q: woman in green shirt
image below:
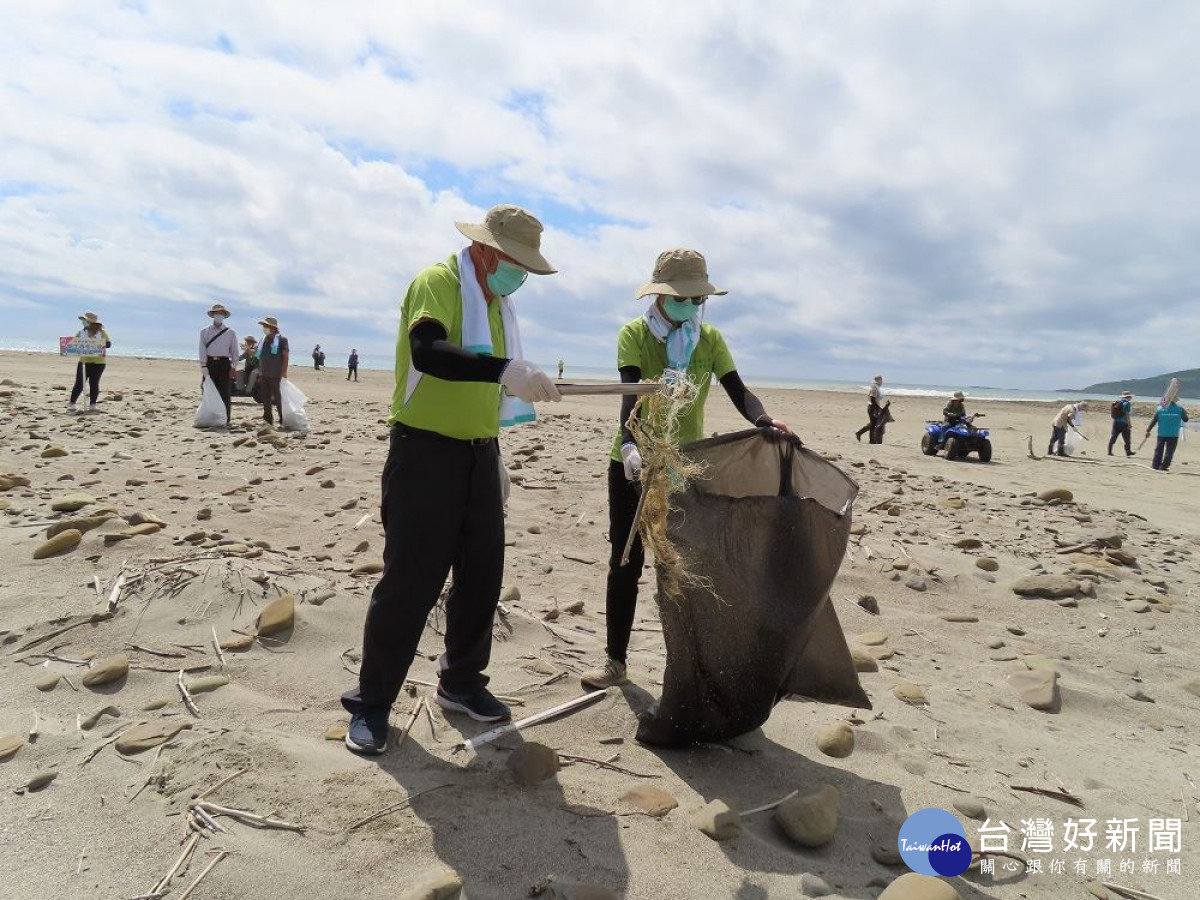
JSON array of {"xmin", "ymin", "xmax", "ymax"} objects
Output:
[
  {"xmin": 581, "ymin": 249, "xmax": 793, "ymax": 689},
  {"xmin": 69, "ymin": 312, "xmax": 110, "ymax": 412}
]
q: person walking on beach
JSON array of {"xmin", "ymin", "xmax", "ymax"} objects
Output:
[
  {"xmin": 68, "ymin": 312, "xmax": 111, "ymax": 412},
  {"xmin": 312, "ymin": 345, "xmax": 323, "ymax": 370},
  {"xmin": 580, "ymin": 249, "xmax": 793, "ymax": 691},
  {"xmin": 1108, "ymin": 391, "xmax": 1135, "ymax": 456},
  {"xmin": 256, "ymin": 317, "xmax": 289, "ymax": 426},
  {"xmin": 943, "ymin": 391, "xmax": 968, "ymax": 424},
  {"xmin": 1146, "ymin": 399, "xmax": 1189, "ymax": 472},
  {"xmin": 1049, "ymin": 401, "xmax": 1086, "ymax": 457},
  {"xmin": 341, "ymin": 204, "xmax": 562, "ymax": 755},
  {"xmin": 855, "ymin": 375, "xmax": 890, "ymax": 443},
  {"xmin": 557, "ymin": 358, "xmax": 565, "ymax": 379},
  {"xmin": 199, "ymin": 303, "xmax": 238, "ymax": 426},
  {"xmin": 347, "ymin": 349, "xmax": 359, "ymax": 381}
]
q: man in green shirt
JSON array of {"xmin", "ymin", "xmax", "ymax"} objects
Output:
[
  {"xmin": 581, "ymin": 249, "xmax": 793, "ymax": 690},
  {"xmin": 342, "ymin": 205, "xmax": 561, "ymax": 755}
]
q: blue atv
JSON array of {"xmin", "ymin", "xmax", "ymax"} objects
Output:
[{"xmin": 921, "ymin": 414, "xmax": 992, "ymax": 462}]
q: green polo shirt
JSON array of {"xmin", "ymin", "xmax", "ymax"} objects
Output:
[
  {"xmin": 389, "ymin": 255, "xmax": 506, "ymax": 440},
  {"xmin": 610, "ymin": 317, "xmax": 737, "ymax": 461}
]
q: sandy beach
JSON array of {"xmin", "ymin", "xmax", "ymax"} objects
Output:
[{"xmin": 1, "ymin": 348, "xmax": 1198, "ymax": 900}]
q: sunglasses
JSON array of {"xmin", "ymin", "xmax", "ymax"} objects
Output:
[{"xmin": 678, "ymin": 296, "xmax": 708, "ymax": 306}]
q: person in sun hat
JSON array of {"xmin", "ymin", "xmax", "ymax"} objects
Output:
[
  {"xmin": 255, "ymin": 316, "xmax": 289, "ymax": 426},
  {"xmin": 198, "ymin": 302, "xmax": 238, "ymax": 425},
  {"xmin": 943, "ymin": 390, "xmax": 968, "ymax": 425},
  {"xmin": 1050, "ymin": 400, "xmax": 1087, "ymax": 457},
  {"xmin": 1108, "ymin": 390, "xmax": 1135, "ymax": 457},
  {"xmin": 68, "ymin": 312, "xmax": 111, "ymax": 412},
  {"xmin": 235, "ymin": 335, "xmax": 260, "ymax": 399},
  {"xmin": 341, "ymin": 204, "xmax": 561, "ymax": 755},
  {"xmin": 579, "ymin": 248, "xmax": 794, "ymax": 690}
]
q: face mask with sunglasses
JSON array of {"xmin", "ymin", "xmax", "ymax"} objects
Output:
[
  {"xmin": 486, "ymin": 260, "xmax": 528, "ymax": 296},
  {"xmin": 660, "ymin": 295, "xmax": 707, "ymax": 324}
]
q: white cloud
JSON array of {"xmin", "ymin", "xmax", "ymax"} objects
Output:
[{"xmin": 2, "ymin": 1, "xmax": 1198, "ymax": 387}]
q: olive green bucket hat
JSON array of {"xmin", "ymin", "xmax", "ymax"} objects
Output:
[
  {"xmin": 635, "ymin": 249, "xmax": 728, "ymax": 299},
  {"xmin": 455, "ymin": 205, "xmax": 556, "ymax": 275}
]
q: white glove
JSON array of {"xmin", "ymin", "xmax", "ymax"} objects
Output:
[
  {"xmin": 500, "ymin": 360, "xmax": 561, "ymax": 403},
  {"xmin": 620, "ymin": 442, "xmax": 642, "ymax": 481},
  {"xmin": 498, "ymin": 454, "xmax": 511, "ymax": 506}
]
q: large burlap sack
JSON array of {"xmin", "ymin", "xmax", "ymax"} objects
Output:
[{"xmin": 637, "ymin": 428, "xmax": 870, "ymax": 747}]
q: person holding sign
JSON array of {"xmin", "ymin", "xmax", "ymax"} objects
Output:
[{"xmin": 68, "ymin": 312, "xmax": 110, "ymax": 412}]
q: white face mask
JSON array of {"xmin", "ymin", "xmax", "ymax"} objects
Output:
[{"xmin": 212, "ymin": 315, "xmax": 225, "ymax": 325}]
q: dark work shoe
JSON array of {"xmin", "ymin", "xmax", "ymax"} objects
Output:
[
  {"xmin": 345, "ymin": 711, "xmax": 389, "ymax": 755},
  {"xmin": 436, "ymin": 685, "xmax": 511, "ymax": 723}
]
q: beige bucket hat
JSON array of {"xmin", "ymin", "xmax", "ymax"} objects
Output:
[
  {"xmin": 635, "ymin": 249, "xmax": 728, "ymax": 299},
  {"xmin": 207, "ymin": 303, "xmax": 231, "ymax": 318},
  {"xmin": 258, "ymin": 316, "xmax": 280, "ymax": 329},
  {"xmin": 952, "ymin": 391, "xmax": 965, "ymax": 400},
  {"xmin": 79, "ymin": 312, "xmax": 102, "ymax": 326},
  {"xmin": 1121, "ymin": 390, "xmax": 1133, "ymax": 398},
  {"xmin": 455, "ymin": 205, "xmax": 556, "ymax": 275}
]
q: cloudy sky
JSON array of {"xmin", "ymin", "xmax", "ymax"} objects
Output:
[{"xmin": 3, "ymin": 1, "xmax": 1197, "ymax": 388}]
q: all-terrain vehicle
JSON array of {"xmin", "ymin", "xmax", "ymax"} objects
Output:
[{"xmin": 921, "ymin": 413, "xmax": 992, "ymax": 462}]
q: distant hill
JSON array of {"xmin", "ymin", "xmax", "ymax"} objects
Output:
[{"xmin": 1079, "ymin": 368, "xmax": 1200, "ymax": 398}]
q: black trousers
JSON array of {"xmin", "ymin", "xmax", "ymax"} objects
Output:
[
  {"xmin": 206, "ymin": 356, "xmax": 233, "ymax": 422},
  {"xmin": 1152, "ymin": 437, "xmax": 1178, "ymax": 470},
  {"xmin": 342, "ymin": 425, "xmax": 504, "ymax": 715},
  {"xmin": 605, "ymin": 460, "xmax": 645, "ymax": 664},
  {"xmin": 347, "ymin": 365, "xmax": 358, "ymax": 381},
  {"xmin": 1108, "ymin": 422, "xmax": 1132, "ymax": 454},
  {"xmin": 854, "ymin": 405, "xmax": 886, "ymax": 443},
  {"xmin": 259, "ymin": 375, "xmax": 282, "ymax": 424},
  {"xmin": 70, "ymin": 362, "xmax": 105, "ymax": 405},
  {"xmin": 1048, "ymin": 425, "xmax": 1068, "ymax": 455}
]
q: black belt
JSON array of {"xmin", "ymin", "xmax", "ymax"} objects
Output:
[
  {"xmin": 206, "ymin": 356, "xmax": 231, "ymax": 362},
  {"xmin": 394, "ymin": 423, "xmax": 495, "ymax": 447}
]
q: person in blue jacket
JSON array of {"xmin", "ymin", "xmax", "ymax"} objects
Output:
[{"xmin": 1145, "ymin": 400, "xmax": 1189, "ymax": 471}]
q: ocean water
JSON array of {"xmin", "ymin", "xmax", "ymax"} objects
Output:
[{"xmin": 3, "ymin": 342, "xmax": 1194, "ymax": 406}]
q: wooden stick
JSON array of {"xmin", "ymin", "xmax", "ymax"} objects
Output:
[
  {"xmin": 558, "ymin": 753, "xmax": 659, "ymax": 779},
  {"xmin": 1102, "ymin": 882, "xmax": 1167, "ymax": 900},
  {"xmin": 742, "ymin": 790, "xmax": 799, "ymax": 816},
  {"xmin": 151, "ymin": 832, "xmax": 200, "ymax": 896},
  {"xmin": 458, "ymin": 690, "xmax": 607, "ymax": 752},
  {"xmin": 177, "ymin": 670, "xmax": 200, "ymax": 718},
  {"xmin": 194, "ymin": 800, "xmax": 305, "ymax": 833},
  {"xmin": 1009, "ymin": 784, "xmax": 1084, "ymax": 807},
  {"xmin": 176, "ymin": 849, "xmax": 228, "ymax": 900},
  {"xmin": 348, "ymin": 783, "xmax": 452, "ymax": 831},
  {"xmin": 394, "ymin": 697, "xmax": 424, "ymax": 752},
  {"xmin": 107, "ymin": 575, "xmax": 126, "ymax": 614},
  {"xmin": 555, "ymin": 383, "xmax": 663, "ymax": 396},
  {"xmin": 620, "ymin": 480, "xmax": 649, "ymax": 567},
  {"xmin": 209, "ymin": 627, "xmax": 226, "ymax": 668},
  {"xmin": 196, "ymin": 768, "xmax": 249, "ymax": 801}
]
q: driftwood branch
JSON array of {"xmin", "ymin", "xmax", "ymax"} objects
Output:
[{"xmin": 347, "ymin": 783, "xmax": 452, "ymax": 832}]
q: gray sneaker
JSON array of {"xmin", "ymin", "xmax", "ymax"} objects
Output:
[{"xmin": 581, "ymin": 658, "xmax": 628, "ymax": 689}]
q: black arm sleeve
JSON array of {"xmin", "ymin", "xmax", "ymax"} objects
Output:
[
  {"xmin": 618, "ymin": 365, "xmax": 642, "ymax": 446},
  {"xmin": 719, "ymin": 370, "xmax": 770, "ymax": 427},
  {"xmin": 409, "ymin": 321, "xmax": 508, "ymax": 383}
]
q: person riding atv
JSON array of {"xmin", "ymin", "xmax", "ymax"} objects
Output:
[
  {"xmin": 943, "ymin": 390, "xmax": 968, "ymax": 424},
  {"xmin": 923, "ymin": 391, "xmax": 992, "ymax": 461}
]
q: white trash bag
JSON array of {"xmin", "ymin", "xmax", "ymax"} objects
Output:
[
  {"xmin": 1062, "ymin": 428, "xmax": 1083, "ymax": 456},
  {"xmin": 279, "ymin": 378, "xmax": 309, "ymax": 432},
  {"xmin": 193, "ymin": 378, "xmax": 227, "ymax": 428}
]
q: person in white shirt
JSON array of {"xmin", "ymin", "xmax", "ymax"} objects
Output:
[
  {"xmin": 855, "ymin": 375, "xmax": 890, "ymax": 443},
  {"xmin": 1049, "ymin": 401, "xmax": 1086, "ymax": 457},
  {"xmin": 199, "ymin": 303, "xmax": 239, "ymax": 425}
]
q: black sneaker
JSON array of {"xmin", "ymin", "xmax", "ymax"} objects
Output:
[
  {"xmin": 345, "ymin": 710, "xmax": 389, "ymax": 755},
  {"xmin": 436, "ymin": 685, "xmax": 511, "ymax": 722}
]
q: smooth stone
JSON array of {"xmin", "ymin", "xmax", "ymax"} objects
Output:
[
  {"xmin": 1011, "ymin": 575, "xmax": 1078, "ymax": 598},
  {"xmin": 941, "ymin": 497, "xmax": 966, "ymax": 509},
  {"xmin": 692, "ymin": 799, "xmax": 743, "ymax": 841},
  {"xmin": 856, "ymin": 595, "xmax": 880, "ymax": 615},
  {"xmin": 33, "ymin": 529, "xmax": 82, "ymax": 559},
  {"xmin": 952, "ymin": 798, "xmax": 987, "ymax": 820},
  {"xmin": 851, "ymin": 649, "xmax": 879, "ymax": 673},
  {"xmin": 940, "ymin": 613, "xmax": 978, "ymax": 623},
  {"xmin": 308, "ymin": 589, "xmax": 336, "ymax": 607},
  {"xmin": 46, "ymin": 513, "xmax": 115, "ymax": 538},
  {"xmin": 990, "ymin": 651, "xmax": 1020, "ymax": 662},
  {"xmin": 256, "ymin": 595, "xmax": 295, "ymax": 635},
  {"xmin": 141, "ymin": 698, "xmax": 172, "ymax": 711},
  {"xmin": 220, "ymin": 633, "xmax": 255, "ymax": 651},
  {"xmin": 0, "ymin": 733, "xmax": 24, "ymax": 760},
  {"xmin": 870, "ymin": 838, "xmax": 904, "ymax": 866},
  {"xmin": 975, "ymin": 557, "xmax": 999, "ymax": 572},
  {"xmin": 507, "ymin": 742, "xmax": 560, "ymax": 786},
  {"xmin": 893, "ymin": 683, "xmax": 927, "ymax": 705},
  {"xmin": 816, "ymin": 722, "xmax": 855, "ymax": 758},
  {"xmin": 80, "ymin": 705, "xmax": 121, "ymax": 730},
  {"xmin": 1127, "ymin": 688, "xmax": 1154, "ymax": 703},
  {"xmin": 621, "ymin": 785, "xmax": 678, "ymax": 817},
  {"xmin": 35, "ymin": 672, "xmax": 61, "ymax": 692},
  {"xmin": 1010, "ymin": 668, "xmax": 1059, "ymax": 711},
  {"xmin": 41, "ymin": 447, "xmax": 70, "ymax": 458},
  {"xmin": 1036, "ymin": 488, "xmax": 1073, "ymax": 502},
  {"xmin": 82, "ymin": 653, "xmax": 129, "ymax": 688},
  {"xmin": 398, "ymin": 871, "xmax": 463, "ymax": 900},
  {"xmin": 986, "ymin": 638, "xmax": 1005, "ymax": 649},
  {"xmin": 953, "ymin": 538, "xmax": 983, "ymax": 549},
  {"xmin": 115, "ymin": 721, "xmax": 191, "ymax": 754},
  {"xmin": 186, "ymin": 675, "xmax": 230, "ymax": 694},
  {"xmin": 870, "ymin": 646, "xmax": 895, "ymax": 661},
  {"xmin": 800, "ymin": 873, "xmax": 833, "ymax": 897},
  {"xmin": 879, "ymin": 873, "xmax": 960, "ymax": 899},
  {"xmin": 50, "ymin": 493, "xmax": 94, "ymax": 511},
  {"xmin": 776, "ymin": 784, "xmax": 839, "ymax": 848},
  {"xmin": 859, "ymin": 632, "xmax": 889, "ymax": 646},
  {"xmin": 904, "ymin": 576, "xmax": 927, "ymax": 592},
  {"xmin": 352, "ymin": 561, "xmax": 384, "ymax": 575}
]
